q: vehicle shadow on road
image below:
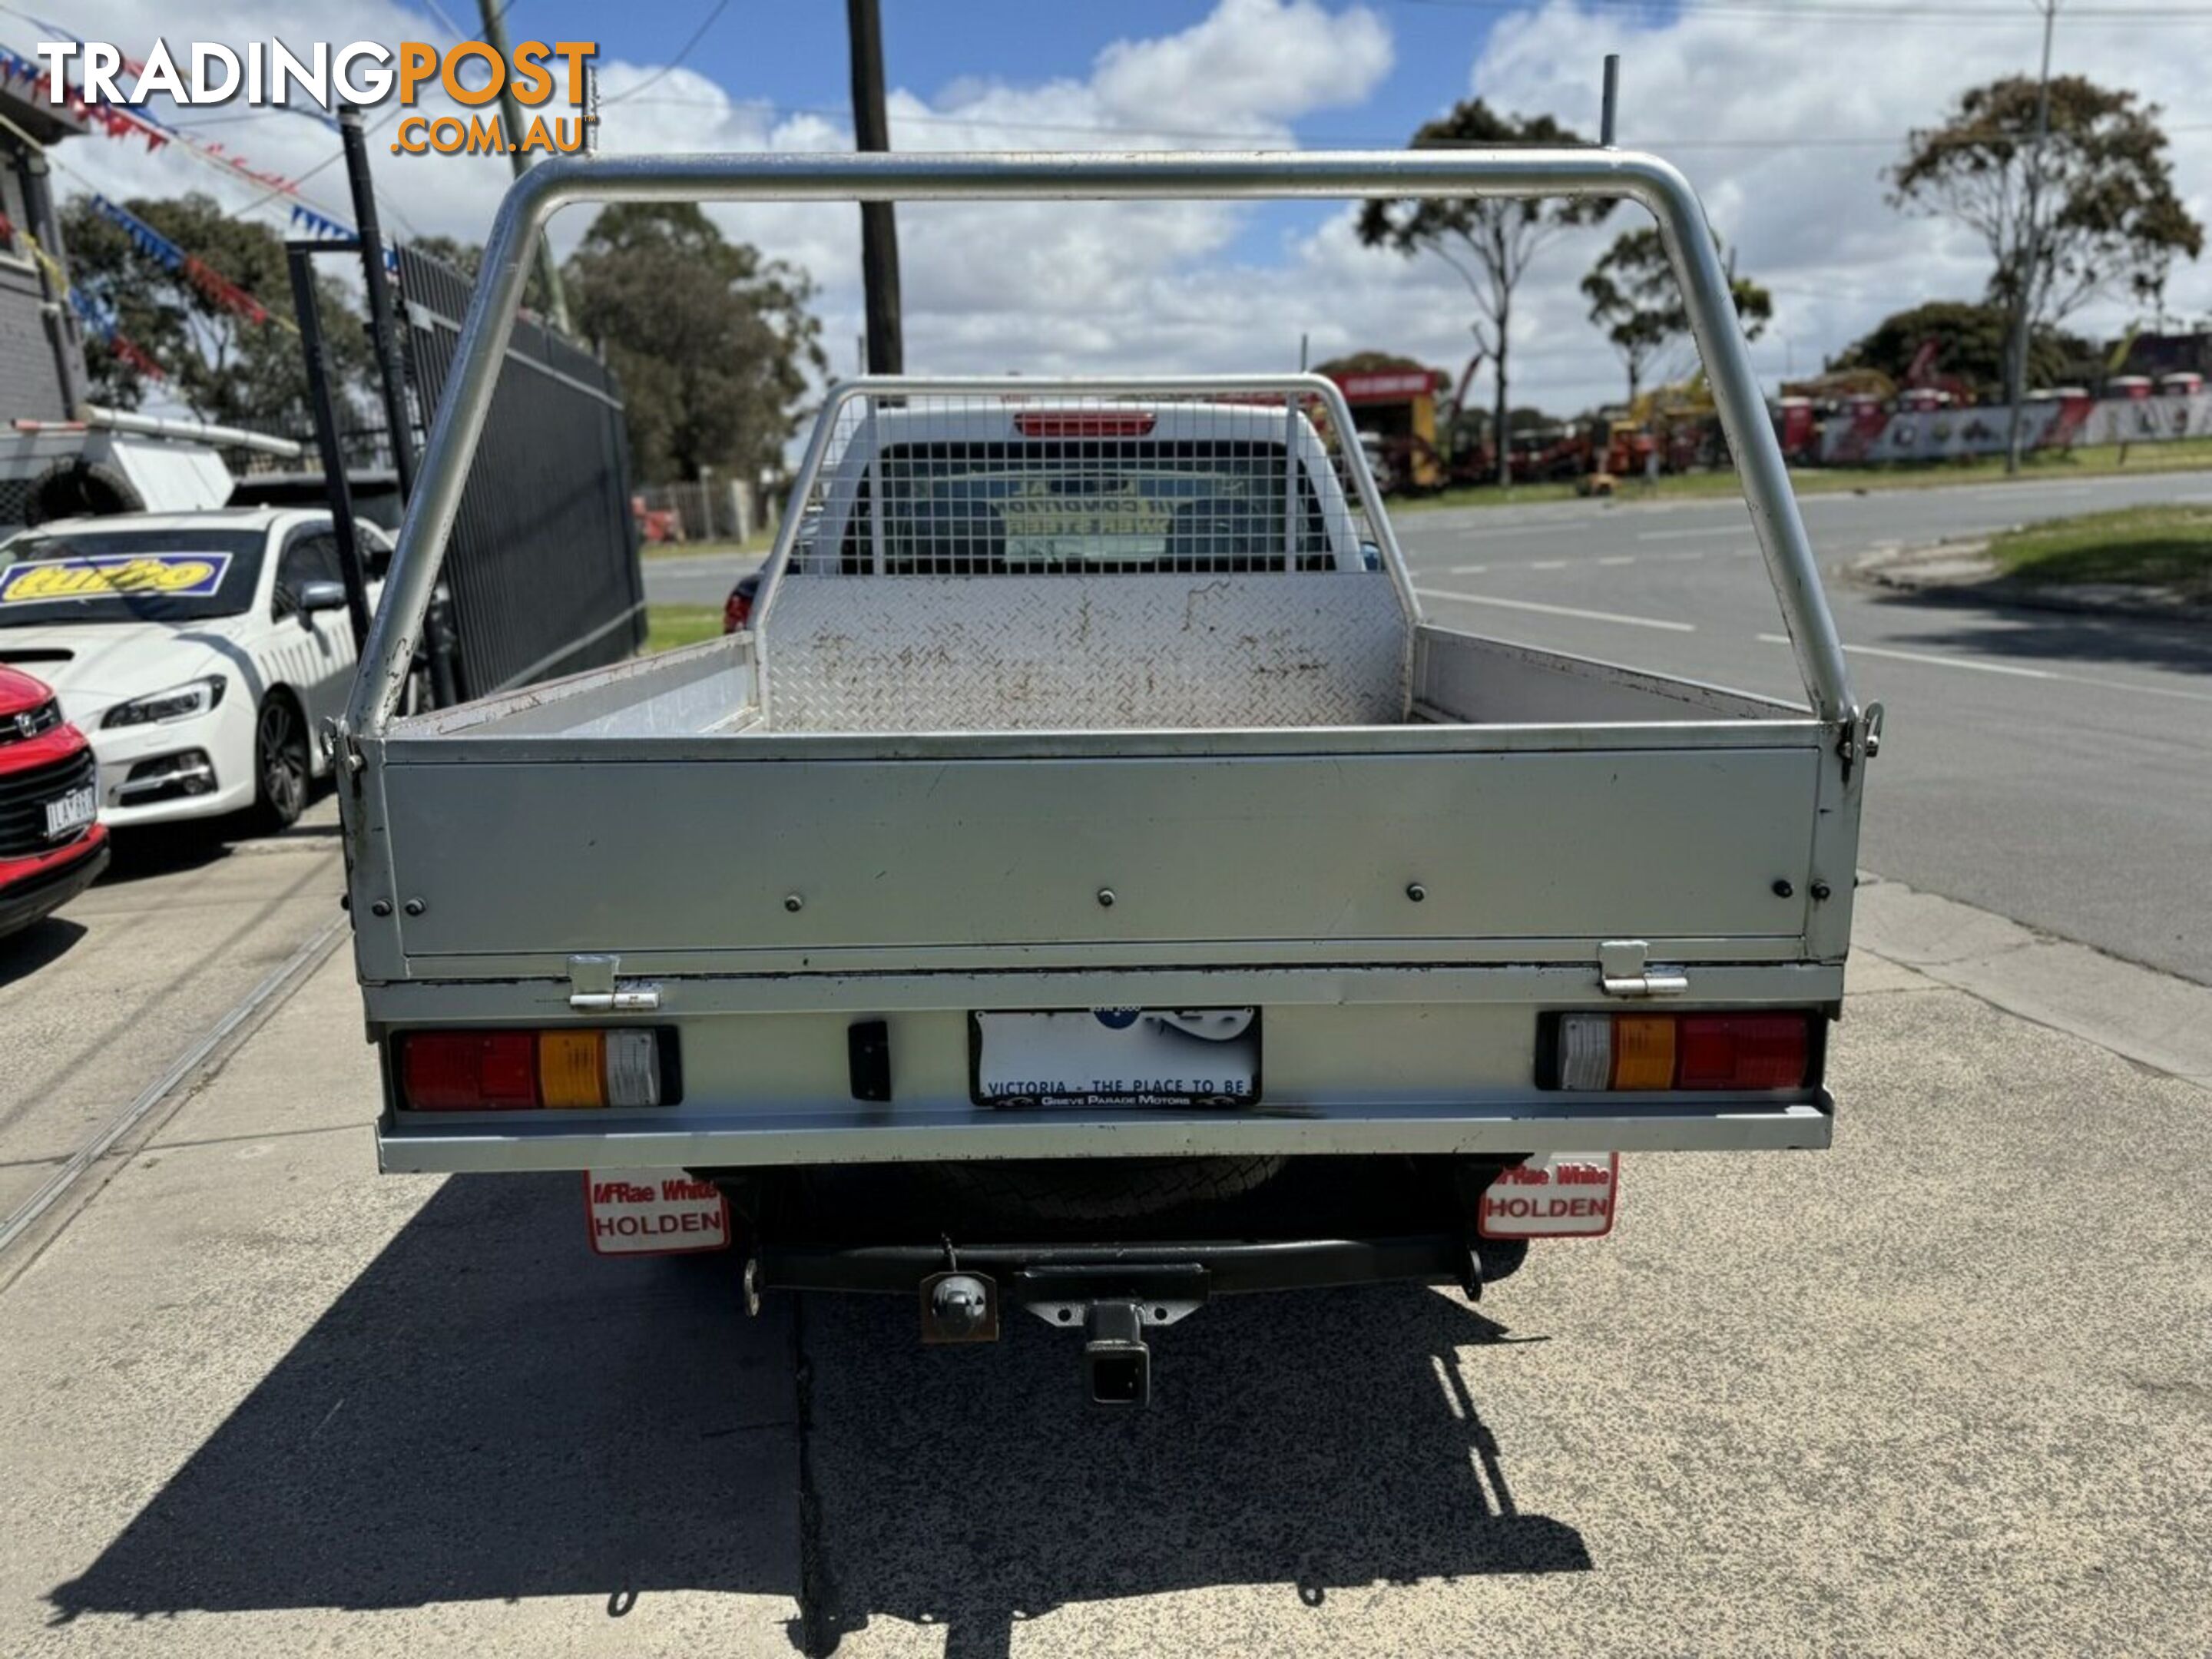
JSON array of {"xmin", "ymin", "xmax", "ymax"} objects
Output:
[
  {"xmin": 45, "ymin": 1175, "xmax": 1588, "ymax": 1651},
  {"xmin": 45, "ymin": 1174, "xmax": 801, "ymax": 1627},
  {"xmin": 0, "ymin": 917, "xmax": 85, "ymax": 985},
  {"xmin": 792, "ymin": 1284, "xmax": 1587, "ymax": 1657},
  {"xmin": 1866, "ymin": 587, "xmax": 2212, "ymax": 677}
]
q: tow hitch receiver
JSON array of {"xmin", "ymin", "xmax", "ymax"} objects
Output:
[
  {"xmin": 1013, "ymin": 1263, "xmax": 1204, "ymax": 1406},
  {"xmin": 1083, "ymin": 1303, "xmax": 1151, "ymax": 1407}
]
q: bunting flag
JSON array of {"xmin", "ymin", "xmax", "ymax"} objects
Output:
[
  {"xmin": 290, "ymin": 203, "xmax": 354, "ymax": 240},
  {"xmin": 110, "ymin": 334, "xmax": 167, "ymax": 379},
  {"xmin": 90, "ymin": 194, "xmax": 184, "ymax": 271},
  {"xmin": 13, "ymin": 220, "xmax": 71, "ymax": 296},
  {"xmin": 2, "ymin": 16, "xmax": 149, "ymax": 83},
  {"xmin": 181, "ymin": 255, "xmax": 269, "ymax": 326},
  {"xmin": 65, "ymin": 290, "xmax": 166, "ymax": 381},
  {"xmin": 0, "ymin": 44, "xmax": 170, "ymax": 151},
  {"xmin": 84, "ymin": 196, "xmax": 296, "ymax": 334}
]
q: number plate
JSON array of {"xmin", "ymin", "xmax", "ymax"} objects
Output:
[
  {"xmin": 44, "ymin": 783, "xmax": 96, "ymax": 840},
  {"xmin": 972, "ymin": 1008, "xmax": 1261, "ymax": 1108}
]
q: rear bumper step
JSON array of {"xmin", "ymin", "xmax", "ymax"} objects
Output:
[{"xmin": 378, "ymin": 1093, "xmax": 1833, "ymax": 1174}]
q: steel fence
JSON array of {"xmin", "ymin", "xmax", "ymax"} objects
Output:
[
  {"xmin": 398, "ymin": 246, "xmax": 644, "ymax": 699},
  {"xmin": 634, "ymin": 475, "xmax": 763, "ymax": 544}
]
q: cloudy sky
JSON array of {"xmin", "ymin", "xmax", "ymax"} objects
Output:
[{"xmin": 21, "ymin": 0, "xmax": 2212, "ymax": 417}]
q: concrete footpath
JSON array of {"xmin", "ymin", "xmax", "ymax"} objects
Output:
[{"xmin": 2, "ymin": 907, "xmax": 2208, "ymax": 1656}]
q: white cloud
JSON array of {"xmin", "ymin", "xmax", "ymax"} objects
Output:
[
  {"xmin": 28, "ymin": 0, "xmax": 2208, "ymax": 434},
  {"xmin": 1092, "ymin": 0, "xmax": 1393, "ymax": 127},
  {"xmin": 36, "ymin": 0, "xmax": 1399, "ymax": 392},
  {"xmin": 1459, "ymin": 0, "xmax": 2212, "ymax": 408}
]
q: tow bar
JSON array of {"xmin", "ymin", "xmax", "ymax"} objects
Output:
[{"xmin": 749, "ymin": 1237, "xmax": 1494, "ymax": 1406}]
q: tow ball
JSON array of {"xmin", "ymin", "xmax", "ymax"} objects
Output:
[
  {"xmin": 919, "ymin": 1269, "xmax": 1001, "ymax": 1344},
  {"xmin": 915, "ymin": 1258, "xmax": 1205, "ymax": 1406},
  {"xmin": 918, "ymin": 1278, "xmax": 1153, "ymax": 1406}
]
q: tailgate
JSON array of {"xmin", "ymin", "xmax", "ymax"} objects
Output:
[{"xmin": 365, "ymin": 737, "xmax": 1842, "ymax": 975}]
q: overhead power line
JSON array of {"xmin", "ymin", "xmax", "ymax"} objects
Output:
[
  {"xmin": 641, "ymin": 96, "xmax": 2212, "ymax": 154},
  {"xmin": 603, "ymin": 0, "xmax": 733, "ymax": 104}
]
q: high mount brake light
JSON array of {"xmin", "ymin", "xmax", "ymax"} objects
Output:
[
  {"xmin": 1012, "ymin": 411, "xmax": 1157, "ymax": 438},
  {"xmin": 1546, "ymin": 1012, "xmax": 1813, "ymax": 1092},
  {"xmin": 399, "ymin": 1028, "xmax": 672, "ymax": 1111}
]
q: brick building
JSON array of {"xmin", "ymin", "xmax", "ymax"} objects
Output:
[{"xmin": 0, "ymin": 76, "xmax": 90, "ymax": 421}]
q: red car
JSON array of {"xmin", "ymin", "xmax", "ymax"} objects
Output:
[{"xmin": 0, "ymin": 664, "xmax": 108, "ymax": 939}]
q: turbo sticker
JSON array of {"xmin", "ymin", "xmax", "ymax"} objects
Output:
[{"xmin": 0, "ymin": 552, "xmax": 232, "ymax": 604}]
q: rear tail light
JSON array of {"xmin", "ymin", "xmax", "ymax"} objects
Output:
[
  {"xmin": 724, "ymin": 586, "xmax": 753, "ymax": 633},
  {"xmin": 1677, "ymin": 1015, "xmax": 1812, "ymax": 1089},
  {"xmin": 1545, "ymin": 1012, "xmax": 1813, "ymax": 1091},
  {"xmin": 399, "ymin": 1028, "xmax": 675, "ymax": 1111}
]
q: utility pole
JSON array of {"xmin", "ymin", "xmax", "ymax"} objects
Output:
[
  {"xmin": 2003, "ymin": 0, "xmax": 2058, "ymax": 475},
  {"xmin": 846, "ymin": 0, "xmax": 904, "ymax": 374},
  {"xmin": 477, "ymin": 0, "xmax": 573, "ymax": 334}
]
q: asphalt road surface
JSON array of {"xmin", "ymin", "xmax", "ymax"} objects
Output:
[
  {"xmin": 649, "ymin": 465, "xmax": 2212, "ymax": 982},
  {"xmin": 3, "ymin": 928, "xmax": 2207, "ymax": 1657}
]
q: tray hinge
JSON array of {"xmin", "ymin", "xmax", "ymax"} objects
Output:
[
  {"xmin": 1598, "ymin": 939, "xmax": 1689, "ymax": 998},
  {"xmin": 567, "ymin": 953, "xmax": 662, "ymax": 1013}
]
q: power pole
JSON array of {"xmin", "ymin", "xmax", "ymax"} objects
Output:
[
  {"xmin": 846, "ymin": 0, "xmax": 903, "ymax": 374},
  {"xmin": 477, "ymin": 0, "xmax": 573, "ymax": 334},
  {"xmin": 2002, "ymin": 0, "xmax": 2058, "ymax": 475}
]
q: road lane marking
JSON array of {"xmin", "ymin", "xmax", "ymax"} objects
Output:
[
  {"xmin": 1754, "ymin": 634, "xmax": 2052, "ymax": 678},
  {"xmin": 1597, "ymin": 555, "xmax": 1634, "ymax": 565},
  {"xmin": 1419, "ymin": 588, "xmax": 1696, "ymax": 631},
  {"xmin": 1754, "ymin": 634, "xmax": 2212, "ymax": 703},
  {"xmin": 1527, "ymin": 558, "xmax": 1568, "ymax": 570},
  {"xmin": 1447, "ymin": 563, "xmax": 1490, "ymax": 575},
  {"xmin": 1636, "ymin": 525, "xmax": 1752, "ymax": 541}
]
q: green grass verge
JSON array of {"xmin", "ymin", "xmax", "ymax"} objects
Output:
[
  {"xmin": 1390, "ymin": 435, "xmax": 2212, "ymax": 515},
  {"xmin": 1985, "ymin": 505, "xmax": 2212, "ymax": 603},
  {"xmin": 643, "ymin": 604, "xmax": 727, "ymax": 654}
]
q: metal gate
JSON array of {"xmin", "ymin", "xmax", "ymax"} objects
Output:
[{"xmin": 399, "ymin": 247, "xmax": 645, "ymax": 699}]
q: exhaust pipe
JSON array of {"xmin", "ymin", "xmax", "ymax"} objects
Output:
[{"xmin": 1084, "ymin": 1303, "xmax": 1151, "ymax": 1406}]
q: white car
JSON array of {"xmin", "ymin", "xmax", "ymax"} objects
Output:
[{"xmin": 0, "ymin": 509, "xmax": 386, "ymax": 830}]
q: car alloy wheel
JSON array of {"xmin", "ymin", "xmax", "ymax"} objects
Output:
[{"xmin": 254, "ymin": 695, "xmax": 308, "ymax": 829}]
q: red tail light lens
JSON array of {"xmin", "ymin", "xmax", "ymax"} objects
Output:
[
  {"xmin": 1548, "ymin": 1012, "xmax": 1814, "ymax": 1091},
  {"xmin": 724, "ymin": 588, "xmax": 752, "ymax": 633},
  {"xmin": 1677, "ymin": 1015, "xmax": 1810, "ymax": 1090},
  {"xmin": 403, "ymin": 1031, "xmax": 538, "ymax": 1110}
]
